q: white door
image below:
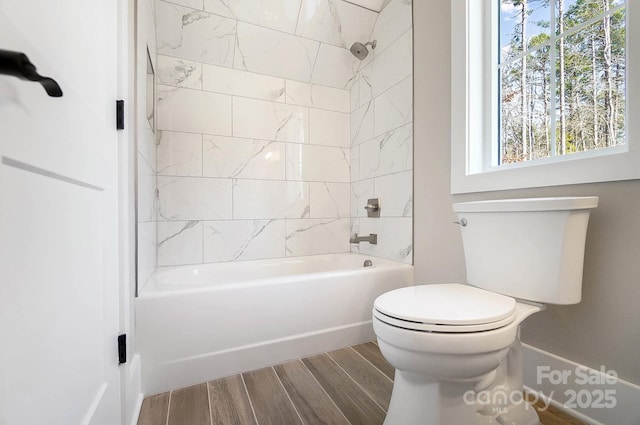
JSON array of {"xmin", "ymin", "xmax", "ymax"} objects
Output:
[{"xmin": 0, "ymin": 1, "xmax": 121, "ymax": 425}]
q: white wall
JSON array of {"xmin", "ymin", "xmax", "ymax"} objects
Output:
[
  {"xmin": 413, "ymin": 0, "xmax": 640, "ymax": 386},
  {"xmin": 412, "ymin": 0, "xmax": 466, "ymax": 284}
]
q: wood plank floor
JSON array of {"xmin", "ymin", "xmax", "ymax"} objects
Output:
[{"xmin": 138, "ymin": 342, "xmax": 586, "ymax": 425}]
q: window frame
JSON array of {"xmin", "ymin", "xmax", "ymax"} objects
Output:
[{"xmin": 451, "ymin": 0, "xmax": 640, "ymax": 194}]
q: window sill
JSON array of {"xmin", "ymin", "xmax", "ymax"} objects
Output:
[{"xmin": 451, "ymin": 146, "xmax": 640, "ymax": 194}]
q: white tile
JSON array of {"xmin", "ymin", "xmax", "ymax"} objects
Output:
[
  {"xmin": 311, "ymin": 43, "xmax": 359, "ymax": 89},
  {"xmin": 164, "ymin": 0, "xmax": 203, "ymax": 11},
  {"xmin": 350, "ymin": 71, "xmax": 373, "ymax": 111},
  {"xmin": 233, "ymin": 180, "xmax": 310, "ymax": 219},
  {"xmin": 137, "ymin": 145, "xmax": 156, "ymax": 226},
  {"xmin": 309, "ymin": 108, "xmax": 350, "ymax": 147},
  {"xmin": 351, "ymin": 179, "xmax": 374, "ymax": 217},
  {"xmin": 374, "ymin": 171, "xmax": 412, "ymax": 217},
  {"xmin": 203, "ymin": 0, "xmax": 301, "ymax": 33},
  {"xmin": 350, "ymin": 73, "xmax": 361, "ymax": 112},
  {"xmin": 157, "ymin": 131, "xmax": 203, "ymax": 176},
  {"xmin": 350, "ymin": 100, "xmax": 374, "ymax": 145},
  {"xmin": 203, "ymin": 135, "xmax": 285, "ymax": 180},
  {"xmin": 138, "ymin": 126, "xmax": 157, "ymax": 174},
  {"xmin": 286, "ymin": 144, "xmax": 350, "ymax": 182},
  {"xmin": 157, "ymin": 55, "xmax": 203, "ymax": 89},
  {"xmin": 285, "ymin": 218, "xmax": 350, "ymax": 256},
  {"xmin": 137, "ymin": 81, "xmax": 154, "ymax": 136},
  {"xmin": 371, "ymin": 0, "xmax": 413, "ymax": 54},
  {"xmin": 310, "ymin": 182, "xmax": 350, "ymax": 218},
  {"xmin": 203, "ymin": 220, "xmax": 285, "ymax": 262},
  {"xmin": 157, "ymin": 85, "xmax": 232, "ymax": 135},
  {"xmin": 203, "ymin": 64, "xmax": 285, "ymax": 102},
  {"xmin": 137, "ymin": 140, "xmax": 156, "ymax": 179},
  {"xmin": 137, "ymin": 221, "xmax": 157, "ymax": 290},
  {"xmin": 156, "ymin": 1, "xmax": 236, "ymax": 66},
  {"xmin": 354, "ymin": 217, "xmax": 412, "ymax": 263},
  {"xmin": 360, "ymin": 122, "xmax": 412, "ymax": 178},
  {"xmin": 295, "ymin": 0, "xmax": 378, "ymax": 48},
  {"xmin": 285, "ymin": 80, "xmax": 350, "ymax": 113},
  {"xmin": 350, "ymin": 144, "xmax": 360, "ymax": 181},
  {"xmin": 137, "ymin": 173, "xmax": 157, "ymax": 223},
  {"xmin": 234, "ymin": 22, "xmax": 319, "ymax": 82},
  {"xmin": 233, "ymin": 97, "xmax": 309, "ymax": 143},
  {"xmin": 374, "ymin": 76, "xmax": 412, "ymax": 136},
  {"xmin": 157, "ymin": 221, "xmax": 203, "ymax": 266},
  {"xmin": 149, "ymin": 0, "xmax": 157, "ymax": 19},
  {"xmin": 157, "ymin": 176, "xmax": 232, "ymax": 220},
  {"xmin": 368, "ymin": 29, "xmax": 412, "ymax": 98}
]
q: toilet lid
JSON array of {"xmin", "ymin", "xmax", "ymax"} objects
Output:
[{"xmin": 374, "ymin": 284, "xmax": 516, "ymax": 332}]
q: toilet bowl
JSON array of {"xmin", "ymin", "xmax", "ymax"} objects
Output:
[
  {"xmin": 373, "ymin": 197, "xmax": 598, "ymax": 425},
  {"xmin": 373, "ymin": 285, "xmax": 543, "ymax": 425}
]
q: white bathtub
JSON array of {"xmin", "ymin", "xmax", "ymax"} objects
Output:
[{"xmin": 137, "ymin": 253, "xmax": 413, "ymax": 394}]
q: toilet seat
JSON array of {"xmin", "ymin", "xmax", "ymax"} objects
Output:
[{"xmin": 374, "ymin": 283, "xmax": 516, "ymax": 333}]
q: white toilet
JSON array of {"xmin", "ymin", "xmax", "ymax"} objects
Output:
[{"xmin": 373, "ymin": 197, "xmax": 598, "ymax": 425}]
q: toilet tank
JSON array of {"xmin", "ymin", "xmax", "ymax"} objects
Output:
[{"xmin": 453, "ymin": 197, "xmax": 598, "ymax": 304}]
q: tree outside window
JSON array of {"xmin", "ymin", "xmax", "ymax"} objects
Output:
[{"xmin": 499, "ymin": 0, "xmax": 626, "ymax": 164}]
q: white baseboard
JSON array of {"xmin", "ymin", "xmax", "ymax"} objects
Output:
[
  {"xmin": 522, "ymin": 343, "xmax": 640, "ymax": 425},
  {"xmin": 128, "ymin": 394, "xmax": 144, "ymax": 425},
  {"xmin": 124, "ymin": 354, "xmax": 144, "ymax": 425}
]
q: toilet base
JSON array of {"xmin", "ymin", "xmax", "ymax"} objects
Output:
[
  {"xmin": 382, "ymin": 338, "xmax": 542, "ymax": 425},
  {"xmin": 384, "ymin": 368, "xmax": 540, "ymax": 425},
  {"xmin": 476, "ymin": 401, "xmax": 540, "ymax": 425},
  {"xmin": 384, "ymin": 371, "xmax": 478, "ymax": 425},
  {"xmin": 474, "ymin": 338, "xmax": 541, "ymax": 425}
]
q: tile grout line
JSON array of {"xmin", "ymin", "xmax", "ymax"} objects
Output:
[
  {"xmin": 153, "ymin": 174, "xmax": 354, "ymax": 185},
  {"xmin": 156, "ymin": 122, "xmax": 354, "ymax": 152},
  {"xmin": 201, "ymin": 133, "xmax": 205, "ymax": 263},
  {"xmin": 206, "ymin": 382, "xmax": 214, "ymax": 425},
  {"xmin": 240, "ymin": 373, "xmax": 261, "ymax": 425},
  {"xmin": 231, "ymin": 14, "xmax": 238, "ymax": 71},
  {"xmin": 325, "ymin": 351, "xmax": 388, "ymax": 413},
  {"xmin": 165, "ymin": 391, "xmax": 172, "ymax": 425},
  {"xmin": 157, "ymin": 79, "xmax": 350, "ymax": 114},
  {"xmin": 271, "ymin": 366, "xmax": 307, "ymax": 425},
  {"xmin": 298, "ymin": 358, "xmax": 354, "ymax": 425},
  {"xmin": 293, "ymin": 0, "xmax": 304, "ymax": 35},
  {"xmin": 348, "ymin": 345, "xmax": 394, "ymax": 383},
  {"xmin": 158, "ymin": 51, "xmax": 351, "ymax": 111}
]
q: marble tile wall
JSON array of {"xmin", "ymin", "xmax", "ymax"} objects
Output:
[
  {"xmin": 154, "ymin": 0, "xmax": 373, "ymax": 266},
  {"xmin": 154, "ymin": 0, "xmax": 413, "ymax": 266},
  {"xmin": 349, "ymin": 0, "xmax": 413, "ymax": 264},
  {"xmin": 154, "ymin": 0, "xmax": 377, "ymax": 90}
]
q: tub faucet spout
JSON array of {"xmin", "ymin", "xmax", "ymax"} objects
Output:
[{"xmin": 350, "ymin": 233, "xmax": 377, "ymax": 245}]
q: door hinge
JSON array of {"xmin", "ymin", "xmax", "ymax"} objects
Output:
[
  {"xmin": 116, "ymin": 100, "xmax": 125, "ymax": 130},
  {"xmin": 118, "ymin": 334, "xmax": 127, "ymax": 365}
]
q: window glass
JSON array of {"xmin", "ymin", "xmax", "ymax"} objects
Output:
[{"xmin": 498, "ymin": 0, "xmax": 626, "ymax": 165}]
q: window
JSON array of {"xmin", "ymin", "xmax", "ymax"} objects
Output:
[{"xmin": 451, "ymin": 0, "xmax": 640, "ymax": 193}]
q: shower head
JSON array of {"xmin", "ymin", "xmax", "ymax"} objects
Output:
[{"xmin": 349, "ymin": 40, "xmax": 377, "ymax": 60}]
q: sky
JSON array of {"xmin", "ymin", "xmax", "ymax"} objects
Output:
[{"xmin": 500, "ymin": 0, "xmax": 585, "ymax": 50}]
